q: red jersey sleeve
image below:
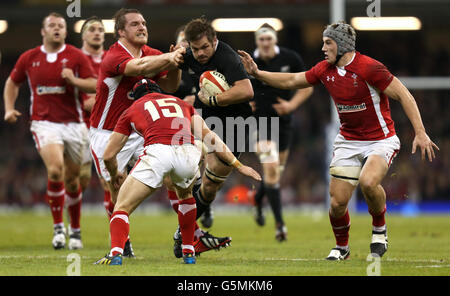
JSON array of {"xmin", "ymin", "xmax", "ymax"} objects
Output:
[
  {"xmin": 305, "ymin": 60, "xmax": 327, "ymax": 85},
  {"xmin": 102, "ymin": 50, "xmax": 133, "ymax": 77},
  {"xmin": 10, "ymin": 51, "xmax": 30, "ymax": 84},
  {"xmin": 143, "ymin": 46, "xmax": 169, "ymax": 81},
  {"xmin": 113, "ymin": 107, "xmax": 133, "ymax": 136},
  {"xmin": 361, "ymin": 57, "xmax": 394, "ymax": 92}
]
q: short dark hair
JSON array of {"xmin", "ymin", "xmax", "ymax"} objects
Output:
[
  {"xmin": 113, "ymin": 8, "xmax": 142, "ymax": 39},
  {"xmin": 184, "ymin": 16, "xmax": 216, "ymax": 43},
  {"xmin": 42, "ymin": 12, "xmax": 65, "ymax": 28}
]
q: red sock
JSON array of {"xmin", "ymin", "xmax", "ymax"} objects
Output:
[
  {"xmin": 178, "ymin": 197, "xmax": 197, "ymax": 255},
  {"xmin": 167, "ymin": 190, "xmax": 179, "ymax": 213},
  {"xmin": 46, "ymin": 180, "xmax": 65, "ymax": 226},
  {"xmin": 103, "ymin": 191, "xmax": 115, "ymax": 219},
  {"xmin": 329, "ymin": 210, "xmax": 351, "ymax": 248},
  {"xmin": 369, "ymin": 205, "xmax": 387, "ymax": 229},
  {"xmin": 168, "ymin": 190, "xmax": 200, "ymax": 232},
  {"xmin": 66, "ymin": 186, "xmax": 82, "ymax": 230},
  {"xmin": 110, "ymin": 211, "xmax": 129, "ymax": 256}
]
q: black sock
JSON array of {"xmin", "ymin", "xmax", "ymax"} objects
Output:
[
  {"xmin": 254, "ymin": 181, "xmax": 265, "ymax": 206},
  {"xmin": 265, "ymin": 185, "xmax": 283, "ymax": 225},
  {"xmin": 194, "ymin": 189, "xmax": 211, "ymax": 220}
]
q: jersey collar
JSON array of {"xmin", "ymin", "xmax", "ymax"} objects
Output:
[
  {"xmin": 253, "ymin": 45, "xmax": 280, "ymax": 59},
  {"xmin": 40, "ymin": 44, "xmax": 66, "ymax": 54},
  {"xmin": 118, "ymin": 40, "xmax": 142, "ymax": 58}
]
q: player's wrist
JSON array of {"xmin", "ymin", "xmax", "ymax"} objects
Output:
[
  {"xmin": 229, "ymin": 157, "xmax": 243, "ymax": 169},
  {"xmin": 208, "ymin": 95, "xmax": 219, "ymax": 107}
]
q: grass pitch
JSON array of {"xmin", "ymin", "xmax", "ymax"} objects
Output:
[{"xmin": 0, "ymin": 209, "xmax": 449, "ymax": 276}]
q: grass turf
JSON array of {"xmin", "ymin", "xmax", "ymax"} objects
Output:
[{"xmin": 0, "ymin": 210, "xmax": 448, "ymax": 276}]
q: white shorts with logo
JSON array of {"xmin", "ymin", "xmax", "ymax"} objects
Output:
[
  {"xmin": 30, "ymin": 120, "xmax": 89, "ymax": 165},
  {"xmin": 131, "ymin": 143, "xmax": 201, "ymax": 189},
  {"xmin": 330, "ymin": 133, "xmax": 401, "ymax": 168},
  {"xmin": 89, "ymin": 127, "xmax": 144, "ymax": 182}
]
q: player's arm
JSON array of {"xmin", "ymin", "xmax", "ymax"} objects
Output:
[
  {"xmin": 218, "ymin": 78, "xmax": 254, "ymax": 106},
  {"xmin": 383, "ymin": 76, "xmax": 439, "ymax": 161},
  {"xmin": 3, "ymin": 76, "xmax": 22, "ymax": 123},
  {"xmin": 273, "ymin": 87, "xmax": 314, "ymax": 116},
  {"xmin": 103, "ymin": 132, "xmax": 129, "ymax": 190},
  {"xmin": 61, "ymin": 68, "xmax": 97, "ymax": 93},
  {"xmin": 83, "ymin": 94, "xmax": 96, "ymax": 112},
  {"xmin": 124, "ymin": 47, "xmax": 185, "ymax": 77},
  {"xmin": 238, "ymin": 50, "xmax": 311, "ymax": 90},
  {"xmin": 191, "ymin": 114, "xmax": 261, "ymax": 181}
]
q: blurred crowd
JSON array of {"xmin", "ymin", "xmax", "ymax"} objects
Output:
[{"xmin": 0, "ymin": 30, "xmax": 448, "ymax": 208}]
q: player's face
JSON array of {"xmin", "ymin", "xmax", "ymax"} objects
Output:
[
  {"xmin": 190, "ymin": 35, "xmax": 217, "ymax": 64},
  {"xmin": 41, "ymin": 16, "xmax": 67, "ymax": 45},
  {"xmin": 83, "ymin": 23, "xmax": 105, "ymax": 49},
  {"xmin": 120, "ymin": 13, "xmax": 148, "ymax": 46},
  {"xmin": 256, "ymin": 34, "xmax": 276, "ymax": 58},
  {"xmin": 322, "ymin": 37, "xmax": 338, "ymax": 64}
]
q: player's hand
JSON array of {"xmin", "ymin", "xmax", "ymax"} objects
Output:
[
  {"xmin": 4, "ymin": 109, "xmax": 22, "ymax": 123},
  {"xmin": 272, "ymin": 97, "xmax": 294, "ymax": 116},
  {"xmin": 237, "ymin": 165, "xmax": 262, "ymax": 182},
  {"xmin": 169, "ymin": 47, "xmax": 185, "ymax": 67},
  {"xmin": 197, "ymin": 89, "xmax": 209, "ymax": 106},
  {"xmin": 412, "ymin": 131, "xmax": 439, "ymax": 162},
  {"xmin": 237, "ymin": 50, "xmax": 259, "ymax": 76},
  {"xmin": 61, "ymin": 68, "xmax": 75, "ymax": 85},
  {"xmin": 183, "ymin": 95, "xmax": 196, "ymax": 106},
  {"xmin": 111, "ymin": 172, "xmax": 126, "ymax": 191}
]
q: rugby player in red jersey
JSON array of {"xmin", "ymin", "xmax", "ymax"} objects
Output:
[
  {"xmin": 3, "ymin": 12, "xmax": 97, "ymax": 250},
  {"xmin": 94, "ymin": 79, "xmax": 261, "ymax": 265},
  {"xmin": 239, "ymin": 21, "xmax": 439, "ymax": 260},
  {"xmin": 89, "ymin": 8, "xmax": 185, "ymax": 257}
]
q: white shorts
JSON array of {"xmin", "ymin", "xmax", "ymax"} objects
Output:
[
  {"xmin": 130, "ymin": 143, "xmax": 201, "ymax": 189},
  {"xmin": 330, "ymin": 133, "xmax": 401, "ymax": 168},
  {"xmin": 89, "ymin": 127, "xmax": 144, "ymax": 182},
  {"xmin": 30, "ymin": 120, "xmax": 89, "ymax": 165}
]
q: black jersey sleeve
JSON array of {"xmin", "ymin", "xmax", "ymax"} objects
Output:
[{"xmin": 290, "ymin": 50, "xmax": 306, "ymax": 73}]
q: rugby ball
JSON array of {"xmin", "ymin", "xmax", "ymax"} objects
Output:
[{"xmin": 199, "ymin": 70, "xmax": 230, "ymax": 97}]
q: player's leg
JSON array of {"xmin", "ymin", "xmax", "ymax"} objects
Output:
[
  {"xmin": 194, "ymin": 152, "xmax": 233, "ymax": 219},
  {"xmin": 326, "ymin": 176, "xmax": 357, "ymax": 260},
  {"xmin": 95, "ymin": 175, "xmax": 156, "ymax": 265},
  {"xmin": 38, "ymin": 143, "xmax": 67, "ymax": 249},
  {"xmin": 64, "ymin": 153, "xmax": 83, "ymax": 250},
  {"xmin": 359, "ymin": 155, "xmax": 390, "ymax": 257}
]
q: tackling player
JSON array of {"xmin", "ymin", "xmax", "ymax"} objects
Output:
[
  {"xmin": 3, "ymin": 12, "xmax": 96, "ymax": 250},
  {"xmin": 249, "ymin": 23, "xmax": 313, "ymax": 241},
  {"xmin": 239, "ymin": 22, "xmax": 439, "ymax": 260},
  {"xmin": 94, "ymin": 79, "xmax": 261, "ymax": 265},
  {"xmin": 89, "ymin": 8, "xmax": 185, "ymax": 257}
]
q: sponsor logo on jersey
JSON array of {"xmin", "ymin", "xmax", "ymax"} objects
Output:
[
  {"xmin": 36, "ymin": 85, "xmax": 66, "ymax": 95},
  {"xmin": 337, "ymin": 102, "xmax": 367, "ymax": 113}
]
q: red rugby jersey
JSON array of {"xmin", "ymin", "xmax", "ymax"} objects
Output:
[
  {"xmin": 305, "ymin": 52, "xmax": 396, "ymax": 141},
  {"xmin": 10, "ymin": 44, "xmax": 95, "ymax": 123},
  {"xmin": 90, "ymin": 41, "xmax": 168, "ymax": 131},
  {"xmin": 114, "ymin": 93, "xmax": 196, "ymax": 146}
]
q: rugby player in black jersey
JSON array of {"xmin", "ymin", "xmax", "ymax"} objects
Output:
[
  {"xmin": 250, "ymin": 24, "xmax": 313, "ymax": 241},
  {"xmin": 171, "ymin": 17, "xmax": 254, "ymax": 254}
]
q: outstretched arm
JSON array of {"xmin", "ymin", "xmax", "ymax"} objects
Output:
[
  {"xmin": 383, "ymin": 77, "xmax": 439, "ymax": 162},
  {"xmin": 191, "ymin": 114, "xmax": 262, "ymax": 181},
  {"xmin": 238, "ymin": 50, "xmax": 312, "ymax": 90}
]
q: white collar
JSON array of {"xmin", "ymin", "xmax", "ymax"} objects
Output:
[
  {"xmin": 40, "ymin": 44, "xmax": 66, "ymax": 54},
  {"xmin": 336, "ymin": 52, "xmax": 356, "ymax": 70},
  {"xmin": 253, "ymin": 45, "xmax": 280, "ymax": 59},
  {"xmin": 118, "ymin": 40, "xmax": 142, "ymax": 58}
]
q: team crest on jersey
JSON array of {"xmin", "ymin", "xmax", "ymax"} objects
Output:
[
  {"xmin": 337, "ymin": 102, "xmax": 366, "ymax": 113},
  {"xmin": 352, "ymin": 73, "xmax": 358, "ymax": 87},
  {"xmin": 61, "ymin": 58, "xmax": 69, "ymax": 67},
  {"xmin": 36, "ymin": 85, "xmax": 66, "ymax": 95}
]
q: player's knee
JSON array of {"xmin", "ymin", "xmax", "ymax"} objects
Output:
[
  {"xmin": 359, "ymin": 177, "xmax": 378, "ymax": 194},
  {"xmin": 79, "ymin": 176, "xmax": 90, "ymax": 192},
  {"xmin": 330, "ymin": 197, "xmax": 348, "ymax": 214},
  {"xmin": 263, "ymin": 162, "xmax": 280, "ymax": 184},
  {"xmin": 47, "ymin": 164, "xmax": 64, "ymax": 181}
]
